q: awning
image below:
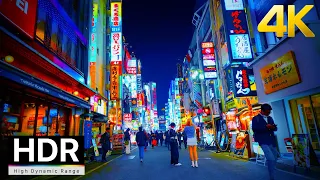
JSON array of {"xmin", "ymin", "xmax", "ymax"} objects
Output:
[{"xmin": 0, "ymin": 62, "xmax": 91, "ymax": 109}]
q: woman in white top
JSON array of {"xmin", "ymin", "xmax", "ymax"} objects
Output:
[{"xmin": 183, "ymin": 119, "xmax": 198, "ymax": 167}]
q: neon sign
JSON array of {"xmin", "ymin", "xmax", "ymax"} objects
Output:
[
  {"xmin": 90, "ymin": 3, "xmax": 98, "ymax": 62},
  {"xmin": 110, "ymin": 2, "xmax": 122, "ymax": 62}
]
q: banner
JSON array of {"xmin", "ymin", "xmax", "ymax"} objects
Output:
[
  {"xmin": 232, "ymin": 67, "xmax": 257, "ymax": 97},
  {"xmin": 110, "ymin": 64, "xmax": 122, "ymax": 100},
  {"xmin": 110, "ymin": 2, "xmax": 122, "ymax": 62}
]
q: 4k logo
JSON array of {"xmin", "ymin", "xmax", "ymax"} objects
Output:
[{"xmin": 258, "ymin": 5, "xmax": 315, "ymax": 38}]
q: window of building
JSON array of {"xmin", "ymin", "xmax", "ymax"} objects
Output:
[
  {"xmin": 36, "ymin": 0, "xmax": 87, "ymax": 74},
  {"xmin": 289, "ymin": 94, "xmax": 320, "ymax": 150}
]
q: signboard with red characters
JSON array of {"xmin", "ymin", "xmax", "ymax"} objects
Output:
[
  {"xmin": 201, "ymin": 42, "xmax": 217, "ymax": 79},
  {"xmin": 123, "ymin": 113, "xmax": 132, "ymax": 121},
  {"xmin": 0, "ymin": 0, "xmax": 38, "ymax": 39},
  {"xmin": 221, "ymin": 0, "xmax": 253, "ymax": 62}
]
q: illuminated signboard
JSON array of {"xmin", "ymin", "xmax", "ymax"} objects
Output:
[
  {"xmin": 152, "ymin": 83, "xmax": 157, "ymax": 110},
  {"xmin": 90, "ymin": 3, "xmax": 98, "ymax": 62},
  {"xmin": 224, "ymin": 0, "xmax": 244, "ymax": 10},
  {"xmin": 137, "ymin": 74, "xmax": 142, "ymax": 93},
  {"xmin": 127, "ymin": 59, "xmax": 137, "ymax": 74},
  {"xmin": 110, "ymin": 2, "xmax": 122, "ymax": 62},
  {"xmin": 110, "ymin": 64, "xmax": 122, "ymax": 100},
  {"xmin": 123, "ymin": 113, "xmax": 132, "ymax": 121},
  {"xmin": 232, "ymin": 67, "xmax": 257, "ymax": 97},
  {"xmin": 201, "ymin": 42, "xmax": 217, "ymax": 79},
  {"xmin": 222, "ymin": 0, "xmax": 253, "ymax": 62},
  {"xmin": 122, "ymin": 74, "xmax": 137, "ymax": 98}
]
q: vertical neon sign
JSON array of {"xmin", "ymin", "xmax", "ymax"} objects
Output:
[
  {"xmin": 110, "ymin": 2, "xmax": 122, "ymax": 62},
  {"xmin": 89, "ymin": 3, "xmax": 98, "ymax": 89}
]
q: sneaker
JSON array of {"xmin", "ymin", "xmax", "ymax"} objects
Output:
[
  {"xmin": 175, "ymin": 163, "xmax": 182, "ymax": 166},
  {"xmin": 140, "ymin": 159, "xmax": 143, "ymax": 162}
]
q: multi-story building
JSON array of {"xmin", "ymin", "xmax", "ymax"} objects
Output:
[
  {"xmin": 246, "ymin": 0, "xmax": 320, "ymax": 154},
  {"xmin": 0, "ymin": 0, "xmax": 97, "ymax": 136}
]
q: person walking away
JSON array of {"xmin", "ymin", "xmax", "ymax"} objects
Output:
[
  {"xmin": 184, "ymin": 119, "xmax": 199, "ymax": 167},
  {"xmin": 182, "ymin": 131, "xmax": 187, "ymax": 149},
  {"xmin": 155, "ymin": 130, "xmax": 159, "ymax": 146},
  {"xmin": 177, "ymin": 131, "xmax": 183, "ymax": 149},
  {"xmin": 100, "ymin": 127, "xmax": 111, "ymax": 162},
  {"xmin": 159, "ymin": 131, "xmax": 164, "ymax": 146},
  {"xmin": 252, "ymin": 104, "xmax": 278, "ymax": 180},
  {"xmin": 124, "ymin": 128, "xmax": 131, "ymax": 154},
  {"xmin": 151, "ymin": 133, "xmax": 157, "ymax": 148},
  {"xmin": 136, "ymin": 126, "xmax": 147, "ymax": 162},
  {"xmin": 144, "ymin": 130, "xmax": 149, "ymax": 151},
  {"xmin": 149, "ymin": 131, "xmax": 152, "ymax": 145},
  {"xmin": 165, "ymin": 130, "xmax": 170, "ymax": 150},
  {"xmin": 169, "ymin": 123, "xmax": 182, "ymax": 166}
]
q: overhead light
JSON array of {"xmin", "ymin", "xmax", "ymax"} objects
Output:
[
  {"xmin": 85, "ymin": 97, "xmax": 90, "ymax": 101},
  {"xmin": 73, "ymin": 91, "xmax": 79, "ymax": 96}
]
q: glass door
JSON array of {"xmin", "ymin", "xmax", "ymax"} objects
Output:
[
  {"xmin": 311, "ymin": 94, "xmax": 320, "ymax": 150},
  {"xmin": 289, "ymin": 96, "xmax": 320, "ymax": 150}
]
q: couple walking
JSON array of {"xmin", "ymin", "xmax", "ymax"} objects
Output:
[{"xmin": 168, "ymin": 120, "xmax": 199, "ymax": 167}]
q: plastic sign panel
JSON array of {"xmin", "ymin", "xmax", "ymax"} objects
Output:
[
  {"xmin": 127, "ymin": 59, "xmax": 137, "ymax": 74},
  {"xmin": 90, "ymin": 3, "xmax": 98, "ymax": 62},
  {"xmin": 0, "ymin": 0, "xmax": 38, "ymax": 39},
  {"xmin": 232, "ymin": 67, "xmax": 257, "ymax": 97},
  {"xmin": 110, "ymin": 2, "xmax": 122, "ymax": 62},
  {"xmin": 123, "ymin": 113, "xmax": 132, "ymax": 121},
  {"xmin": 222, "ymin": 0, "xmax": 253, "ymax": 62},
  {"xmin": 122, "ymin": 74, "xmax": 137, "ymax": 98},
  {"xmin": 201, "ymin": 42, "xmax": 217, "ymax": 79},
  {"xmin": 110, "ymin": 64, "xmax": 122, "ymax": 100},
  {"xmin": 224, "ymin": 0, "xmax": 244, "ymax": 10},
  {"xmin": 137, "ymin": 74, "xmax": 142, "ymax": 93}
]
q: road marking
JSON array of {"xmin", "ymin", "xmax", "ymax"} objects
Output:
[
  {"xmin": 127, "ymin": 155, "xmax": 136, "ymax": 159},
  {"xmin": 198, "ymin": 157, "xmax": 211, "ymax": 160},
  {"xmin": 73, "ymin": 147, "xmax": 138, "ymax": 180}
]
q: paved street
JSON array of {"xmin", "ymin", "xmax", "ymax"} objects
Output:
[{"xmin": 76, "ymin": 145, "xmax": 315, "ymax": 180}]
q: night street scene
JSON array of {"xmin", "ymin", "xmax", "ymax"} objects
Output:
[{"xmin": 1, "ymin": 0, "xmax": 320, "ymax": 180}]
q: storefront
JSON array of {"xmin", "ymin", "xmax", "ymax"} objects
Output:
[
  {"xmin": 0, "ymin": 29, "xmax": 95, "ymax": 137},
  {"xmin": 225, "ymin": 96, "xmax": 260, "ymax": 157},
  {"xmin": 249, "ymin": 23, "xmax": 320, "ymax": 154}
]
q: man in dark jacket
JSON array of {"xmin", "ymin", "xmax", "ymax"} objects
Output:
[
  {"xmin": 159, "ymin": 131, "xmax": 164, "ymax": 146},
  {"xmin": 177, "ymin": 131, "xmax": 183, "ymax": 149},
  {"xmin": 182, "ymin": 131, "xmax": 187, "ymax": 149},
  {"xmin": 252, "ymin": 104, "xmax": 278, "ymax": 180},
  {"xmin": 136, "ymin": 126, "xmax": 147, "ymax": 162},
  {"xmin": 100, "ymin": 127, "xmax": 111, "ymax": 162}
]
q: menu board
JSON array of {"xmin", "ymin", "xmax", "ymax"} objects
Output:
[
  {"xmin": 112, "ymin": 133, "xmax": 124, "ymax": 155},
  {"xmin": 292, "ymin": 134, "xmax": 310, "ymax": 168}
]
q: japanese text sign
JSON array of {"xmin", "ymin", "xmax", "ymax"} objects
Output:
[
  {"xmin": 110, "ymin": 2, "xmax": 122, "ymax": 62},
  {"xmin": 136, "ymin": 74, "xmax": 142, "ymax": 93},
  {"xmin": 123, "ymin": 113, "xmax": 132, "ymax": 121},
  {"xmin": 201, "ymin": 42, "xmax": 217, "ymax": 79},
  {"xmin": 260, "ymin": 51, "xmax": 301, "ymax": 94},
  {"xmin": 111, "ymin": 32, "xmax": 122, "ymax": 62},
  {"xmin": 224, "ymin": 0, "xmax": 244, "ymax": 10},
  {"xmin": 0, "ymin": 0, "xmax": 38, "ymax": 39},
  {"xmin": 222, "ymin": 0, "xmax": 253, "ymax": 62},
  {"xmin": 110, "ymin": 64, "xmax": 122, "ymax": 100},
  {"xmin": 90, "ymin": 3, "xmax": 98, "ymax": 62},
  {"xmin": 110, "ymin": 2, "xmax": 122, "ymax": 32},
  {"xmin": 232, "ymin": 67, "xmax": 257, "ymax": 97}
]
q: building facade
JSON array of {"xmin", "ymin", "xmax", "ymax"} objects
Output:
[{"xmin": 0, "ymin": 0, "xmax": 96, "ymax": 136}]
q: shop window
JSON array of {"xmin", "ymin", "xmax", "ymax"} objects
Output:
[
  {"xmin": 289, "ymin": 95, "xmax": 320, "ymax": 150},
  {"xmin": 1, "ymin": 99, "xmax": 21, "ymax": 134},
  {"xmin": 21, "ymin": 103, "xmax": 37, "ymax": 136}
]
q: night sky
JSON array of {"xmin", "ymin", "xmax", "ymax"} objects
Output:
[{"xmin": 122, "ymin": 0, "xmax": 197, "ymax": 111}]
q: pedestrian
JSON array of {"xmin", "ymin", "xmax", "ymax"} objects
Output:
[
  {"xmin": 151, "ymin": 133, "xmax": 157, "ymax": 148},
  {"xmin": 165, "ymin": 130, "xmax": 170, "ymax": 150},
  {"xmin": 155, "ymin": 130, "xmax": 159, "ymax": 145},
  {"xmin": 124, "ymin": 128, "xmax": 131, "ymax": 154},
  {"xmin": 177, "ymin": 131, "xmax": 183, "ymax": 149},
  {"xmin": 184, "ymin": 119, "xmax": 198, "ymax": 167},
  {"xmin": 136, "ymin": 126, "xmax": 148, "ymax": 162},
  {"xmin": 182, "ymin": 131, "xmax": 187, "ymax": 149},
  {"xmin": 144, "ymin": 130, "xmax": 149, "ymax": 151},
  {"xmin": 159, "ymin": 131, "xmax": 164, "ymax": 146},
  {"xmin": 252, "ymin": 104, "xmax": 278, "ymax": 180},
  {"xmin": 168, "ymin": 123, "xmax": 182, "ymax": 166},
  {"xmin": 100, "ymin": 127, "xmax": 111, "ymax": 162}
]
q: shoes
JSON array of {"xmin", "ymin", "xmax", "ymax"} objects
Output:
[
  {"xmin": 191, "ymin": 161, "xmax": 195, "ymax": 167},
  {"xmin": 175, "ymin": 163, "xmax": 182, "ymax": 166},
  {"xmin": 195, "ymin": 161, "xmax": 198, "ymax": 168},
  {"xmin": 140, "ymin": 159, "xmax": 143, "ymax": 162}
]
